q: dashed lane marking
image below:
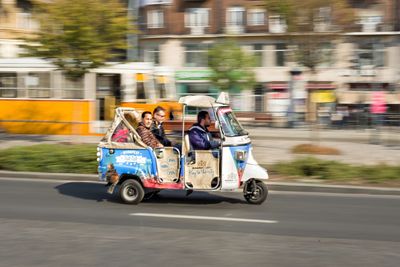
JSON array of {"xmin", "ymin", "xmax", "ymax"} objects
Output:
[{"xmin": 130, "ymin": 213, "xmax": 278, "ymax": 224}]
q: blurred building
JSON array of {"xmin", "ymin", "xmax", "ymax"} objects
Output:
[
  {"xmin": 0, "ymin": 0, "xmax": 38, "ymax": 58},
  {"xmin": 0, "ymin": 0, "xmax": 399, "ymax": 129},
  {"xmin": 137, "ymin": 0, "xmax": 400, "ymax": 123}
]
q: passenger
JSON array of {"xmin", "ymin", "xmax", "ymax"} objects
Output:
[
  {"xmin": 136, "ymin": 111, "xmax": 163, "ymax": 149},
  {"xmin": 111, "ymin": 113, "xmax": 137, "ymax": 143},
  {"xmin": 188, "ymin": 110, "xmax": 220, "ymax": 150},
  {"xmin": 151, "ymin": 106, "xmax": 172, "ymax": 146},
  {"xmin": 111, "ymin": 123, "xmax": 129, "ymax": 142}
]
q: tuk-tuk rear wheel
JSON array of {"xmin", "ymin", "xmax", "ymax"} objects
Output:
[
  {"xmin": 120, "ymin": 179, "xmax": 144, "ymax": 204},
  {"xmin": 244, "ymin": 180, "xmax": 268, "ymax": 205}
]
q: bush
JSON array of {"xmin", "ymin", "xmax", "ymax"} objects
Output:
[
  {"xmin": 270, "ymin": 157, "xmax": 400, "ymax": 184},
  {"xmin": 291, "ymin": 144, "xmax": 341, "ymax": 155},
  {"xmin": 0, "ymin": 144, "xmax": 97, "ymax": 174}
]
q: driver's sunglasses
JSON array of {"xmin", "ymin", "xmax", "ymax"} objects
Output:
[{"xmin": 156, "ymin": 113, "xmax": 165, "ymax": 118}]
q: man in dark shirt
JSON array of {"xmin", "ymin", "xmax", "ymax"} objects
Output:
[
  {"xmin": 151, "ymin": 106, "xmax": 172, "ymax": 146},
  {"xmin": 189, "ymin": 110, "xmax": 220, "ymax": 150}
]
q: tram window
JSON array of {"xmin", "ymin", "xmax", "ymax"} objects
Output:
[
  {"xmin": 62, "ymin": 75, "xmax": 84, "ymax": 99},
  {"xmin": 137, "ymin": 81, "xmax": 145, "ymax": 99},
  {"xmin": 0, "ymin": 73, "xmax": 17, "ymax": 98},
  {"xmin": 26, "ymin": 72, "xmax": 51, "ymax": 98},
  {"xmin": 157, "ymin": 83, "xmax": 167, "ymax": 99}
]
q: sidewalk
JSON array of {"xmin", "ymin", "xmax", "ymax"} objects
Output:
[
  {"xmin": 1, "ymin": 126, "xmax": 400, "ymax": 146},
  {"xmin": 247, "ymin": 126, "xmax": 400, "ymax": 145}
]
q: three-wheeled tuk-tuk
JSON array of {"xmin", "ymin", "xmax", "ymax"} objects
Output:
[{"xmin": 97, "ymin": 93, "xmax": 269, "ymax": 204}]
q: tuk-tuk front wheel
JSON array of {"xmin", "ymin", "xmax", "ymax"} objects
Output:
[
  {"xmin": 120, "ymin": 179, "xmax": 144, "ymax": 204},
  {"xmin": 244, "ymin": 180, "xmax": 268, "ymax": 205}
]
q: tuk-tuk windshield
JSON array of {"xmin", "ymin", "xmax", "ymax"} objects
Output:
[{"xmin": 217, "ymin": 107, "xmax": 248, "ymax": 137}]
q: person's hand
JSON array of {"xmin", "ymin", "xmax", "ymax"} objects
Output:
[{"xmin": 157, "ymin": 143, "xmax": 164, "ymax": 148}]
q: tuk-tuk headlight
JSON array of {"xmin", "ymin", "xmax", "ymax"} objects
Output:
[
  {"xmin": 235, "ymin": 150, "xmax": 247, "ymax": 161},
  {"xmin": 96, "ymin": 148, "xmax": 103, "ymax": 162}
]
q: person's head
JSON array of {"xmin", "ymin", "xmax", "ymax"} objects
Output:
[
  {"xmin": 197, "ymin": 110, "xmax": 211, "ymax": 127},
  {"xmin": 153, "ymin": 106, "xmax": 166, "ymax": 124},
  {"xmin": 141, "ymin": 111, "xmax": 152, "ymax": 128}
]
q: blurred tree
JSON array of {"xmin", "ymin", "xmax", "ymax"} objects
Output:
[
  {"xmin": 263, "ymin": 0, "xmax": 354, "ymax": 73},
  {"xmin": 264, "ymin": 0, "xmax": 355, "ymax": 135},
  {"xmin": 23, "ymin": 0, "xmax": 135, "ymax": 79},
  {"xmin": 208, "ymin": 40, "xmax": 256, "ymax": 92}
]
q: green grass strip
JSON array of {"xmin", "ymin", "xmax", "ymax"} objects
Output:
[
  {"xmin": 270, "ymin": 157, "xmax": 400, "ymax": 183},
  {"xmin": 0, "ymin": 144, "xmax": 97, "ymax": 174}
]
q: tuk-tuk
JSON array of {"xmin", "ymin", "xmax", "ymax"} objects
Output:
[{"xmin": 97, "ymin": 93, "xmax": 269, "ymax": 204}]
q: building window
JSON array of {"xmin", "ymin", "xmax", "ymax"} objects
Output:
[
  {"xmin": 16, "ymin": 12, "xmax": 39, "ymax": 30},
  {"xmin": 184, "ymin": 44, "xmax": 209, "ymax": 67},
  {"xmin": 356, "ymin": 43, "xmax": 385, "ymax": 67},
  {"xmin": 227, "ymin": 7, "xmax": 245, "ymax": 26},
  {"xmin": 358, "ymin": 15, "xmax": 383, "ymax": 32},
  {"xmin": 269, "ymin": 15, "xmax": 287, "ymax": 33},
  {"xmin": 275, "ymin": 44, "xmax": 286, "ymax": 66},
  {"xmin": 248, "ymin": 9, "xmax": 265, "ymax": 26},
  {"xmin": 252, "ymin": 44, "xmax": 264, "ymax": 67},
  {"xmin": 144, "ymin": 46, "xmax": 160, "ymax": 65},
  {"xmin": 313, "ymin": 7, "xmax": 331, "ymax": 32},
  {"xmin": 185, "ymin": 8, "xmax": 209, "ymax": 27},
  {"xmin": 147, "ymin": 10, "xmax": 164, "ymax": 29},
  {"xmin": 318, "ymin": 43, "xmax": 335, "ymax": 67}
]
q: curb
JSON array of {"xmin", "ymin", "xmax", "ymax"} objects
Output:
[
  {"xmin": 267, "ymin": 181, "xmax": 400, "ymax": 196},
  {"xmin": 1, "ymin": 170, "xmax": 400, "ymax": 196},
  {"xmin": 0, "ymin": 170, "xmax": 97, "ymax": 181}
]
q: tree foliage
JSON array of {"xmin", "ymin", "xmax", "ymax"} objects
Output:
[
  {"xmin": 208, "ymin": 40, "xmax": 256, "ymax": 92},
  {"xmin": 263, "ymin": 0, "xmax": 355, "ymax": 72},
  {"xmin": 264, "ymin": 0, "xmax": 354, "ymax": 32},
  {"xmin": 24, "ymin": 0, "xmax": 135, "ymax": 78}
]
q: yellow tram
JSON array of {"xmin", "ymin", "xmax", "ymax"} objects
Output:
[{"xmin": 0, "ymin": 58, "xmax": 180, "ymax": 135}]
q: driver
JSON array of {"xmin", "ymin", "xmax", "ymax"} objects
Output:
[{"xmin": 188, "ymin": 110, "xmax": 220, "ymax": 150}]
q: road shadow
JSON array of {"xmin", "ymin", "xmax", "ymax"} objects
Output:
[
  {"xmin": 54, "ymin": 182, "xmax": 247, "ymax": 205},
  {"xmin": 143, "ymin": 190, "xmax": 247, "ymax": 205},
  {"xmin": 54, "ymin": 182, "xmax": 119, "ymax": 203}
]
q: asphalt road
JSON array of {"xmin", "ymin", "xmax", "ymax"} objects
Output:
[{"xmin": 0, "ymin": 178, "xmax": 399, "ymax": 267}]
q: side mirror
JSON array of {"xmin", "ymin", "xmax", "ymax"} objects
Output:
[{"xmin": 214, "ymin": 120, "xmax": 220, "ymax": 129}]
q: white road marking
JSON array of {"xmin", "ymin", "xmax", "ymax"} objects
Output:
[
  {"xmin": 270, "ymin": 190, "xmax": 400, "ymax": 199},
  {"xmin": 130, "ymin": 213, "xmax": 278, "ymax": 224}
]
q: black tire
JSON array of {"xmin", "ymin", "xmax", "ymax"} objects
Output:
[
  {"xmin": 244, "ymin": 181, "xmax": 268, "ymax": 205},
  {"xmin": 119, "ymin": 179, "xmax": 144, "ymax": 204}
]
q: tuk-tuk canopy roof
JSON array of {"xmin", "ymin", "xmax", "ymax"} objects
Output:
[
  {"xmin": 179, "ymin": 95, "xmax": 215, "ymax": 107},
  {"xmin": 179, "ymin": 93, "xmax": 230, "ymax": 108}
]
